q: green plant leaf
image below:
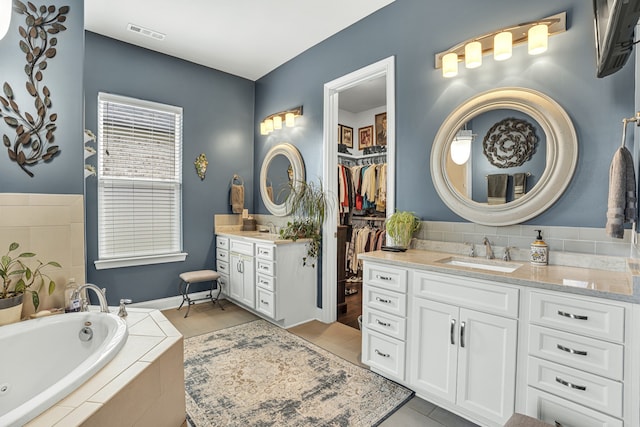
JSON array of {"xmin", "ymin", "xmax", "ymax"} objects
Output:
[
  {"xmin": 14, "ymin": 279, "xmax": 26, "ymax": 293},
  {"xmin": 31, "ymin": 291, "xmax": 39, "ymax": 311},
  {"xmin": 48, "ymin": 280, "xmax": 55, "ymax": 295},
  {"xmin": 9, "ymin": 242, "xmax": 18, "ymax": 251},
  {"xmin": 18, "ymin": 252, "xmax": 35, "ymax": 257},
  {"xmin": 48, "ymin": 261, "xmax": 62, "ymax": 268},
  {"xmin": 25, "ymin": 267, "xmax": 32, "ymax": 280},
  {"xmin": 1, "ymin": 255, "xmax": 9, "ymax": 268}
]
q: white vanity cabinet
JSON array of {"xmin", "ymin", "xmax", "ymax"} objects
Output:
[
  {"xmin": 409, "ymin": 270, "xmax": 519, "ymax": 426},
  {"xmin": 523, "ymin": 290, "xmax": 628, "ymax": 427},
  {"xmin": 216, "ymin": 234, "xmax": 317, "ymax": 328}
]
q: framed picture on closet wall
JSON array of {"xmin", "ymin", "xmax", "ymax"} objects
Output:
[
  {"xmin": 375, "ymin": 112, "xmax": 387, "ymax": 146},
  {"xmin": 358, "ymin": 126, "xmax": 373, "ymax": 150},
  {"xmin": 341, "ymin": 125, "xmax": 354, "ymax": 148}
]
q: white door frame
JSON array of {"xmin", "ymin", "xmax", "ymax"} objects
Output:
[{"xmin": 320, "ymin": 56, "xmax": 396, "ymax": 323}]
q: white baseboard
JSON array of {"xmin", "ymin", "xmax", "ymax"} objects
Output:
[{"xmin": 130, "ymin": 291, "xmax": 227, "ymax": 311}]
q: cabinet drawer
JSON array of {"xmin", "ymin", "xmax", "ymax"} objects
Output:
[
  {"xmin": 364, "ymin": 285, "xmax": 406, "ymax": 317},
  {"xmin": 216, "ymin": 249, "xmax": 229, "ymax": 263},
  {"xmin": 230, "ymin": 239, "xmax": 254, "ymax": 256},
  {"xmin": 256, "ymin": 273, "xmax": 275, "ymax": 292},
  {"xmin": 216, "ymin": 236, "xmax": 229, "ymax": 250},
  {"xmin": 413, "ymin": 270, "xmax": 519, "ymax": 318},
  {"xmin": 218, "ymin": 274, "xmax": 229, "ymax": 291},
  {"xmin": 363, "ymin": 263, "xmax": 408, "ymax": 293},
  {"xmin": 529, "ymin": 291, "xmax": 625, "ymax": 343},
  {"xmin": 526, "ymin": 387, "xmax": 622, "ymax": 427},
  {"xmin": 256, "ymin": 259, "xmax": 275, "ymax": 276},
  {"xmin": 362, "ymin": 328, "xmax": 405, "ymax": 381},
  {"xmin": 527, "ymin": 357, "xmax": 623, "ymax": 417},
  {"xmin": 363, "ymin": 306, "xmax": 406, "ymax": 341},
  {"xmin": 256, "ymin": 244, "xmax": 275, "ymax": 261},
  {"xmin": 528, "ymin": 325, "xmax": 623, "ymax": 380},
  {"xmin": 256, "ymin": 287, "xmax": 276, "ymax": 319},
  {"xmin": 217, "ymin": 260, "xmax": 229, "ymax": 275}
]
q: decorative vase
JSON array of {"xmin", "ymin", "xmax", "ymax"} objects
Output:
[{"xmin": 0, "ymin": 294, "xmax": 24, "ymax": 326}]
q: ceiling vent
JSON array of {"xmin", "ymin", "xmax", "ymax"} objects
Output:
[{"xmin": 127, "ymin": 23, "xmax": 165, "ymax": 41}]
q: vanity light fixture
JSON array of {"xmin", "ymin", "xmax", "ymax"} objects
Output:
[
  {"xmin": 450, "ymin": 129, "xmax": 474, "ymax": 165},
  {"xmin": 0, "ymin": 0, "xmax": 11, "ymax": 40},
  {"xmin": 260, "ymin": 106, "xmax": 303, "ymax": 135},
  {"xmin": 435, "ymin": 11, "xmax": 566, "ymax": 78}
]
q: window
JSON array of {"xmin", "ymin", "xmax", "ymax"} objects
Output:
[{"xmin": 95, "ymin": 93, "xmax": 186, "ymax": 270}]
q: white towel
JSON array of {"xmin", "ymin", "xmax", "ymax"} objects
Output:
[{"xmin": 606, "ymin": 147, "xmax": 637, "ymax": 238}]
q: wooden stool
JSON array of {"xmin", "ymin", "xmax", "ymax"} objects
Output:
[
  {"xmin": 177, "ymin": 270, "xmax": 223, "ymax": 318},
  {"xmin": 504, "ymin": 413, "xmax": 554, "ymax": 427}
]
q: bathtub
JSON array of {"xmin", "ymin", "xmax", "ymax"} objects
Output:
[{"xmin": 0, "ymin": 311, "xmax": 128, "ymax": 427}]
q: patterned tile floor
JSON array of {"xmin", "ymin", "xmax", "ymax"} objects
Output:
[{"xmin": 163, "ymin": 300, "xmax": 480, "ymax": 427}]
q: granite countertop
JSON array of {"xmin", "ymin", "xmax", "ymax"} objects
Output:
[
  {"xmin": 216, "ymin": 229, "xmax": 310, "ymax": 245},
  {"xmin": 359, "ymin": 249, "xmax": 640, "ymax": 303}
]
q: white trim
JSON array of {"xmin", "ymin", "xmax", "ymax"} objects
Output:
[
  {"xmin": 94, "ymin": 252, "xmax": 188, "ymax": 270},
  {"xmin": 321, "ymin": 56, "xmax": 396, "ymax": 324}
]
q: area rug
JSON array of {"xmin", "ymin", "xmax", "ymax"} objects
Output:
[{"xmin": 183, "ymin": 319, "xmax": 413, "ymax": 427}]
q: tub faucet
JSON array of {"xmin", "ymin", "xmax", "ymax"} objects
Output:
[
  {"xmin": 483, "ymin": 237, "xmax": 495, "ymax": 260},
  {"xmin": 73, "ymin": 284, "xmax": 109, "ymax": 313}
]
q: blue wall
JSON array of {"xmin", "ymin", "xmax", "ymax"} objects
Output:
[
  {"xmin": 83, "ymin": 32, "xmax": 255, "ymax": 305},
  {"xmin": 254, "ymin": 0, "xmax": 635, "ymax": 227},
  {"xmin": 0, "ymin": 0, "xmax": 84, "ymax": 194}
]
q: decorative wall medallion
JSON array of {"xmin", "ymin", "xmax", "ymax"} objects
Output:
[
  {"xmin": 0, "ymin": 2, "xmax": 70, "ymax": 177},
  {"xmin": 194, "ymin": 153, "xmax": 208, "ymax": 180},
  {"xmin": 482, "ymin": 118, "xmax": 537, "ymax": 168}
]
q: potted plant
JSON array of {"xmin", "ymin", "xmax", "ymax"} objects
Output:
[
  {"xmin": 386, "ymin": 211, "xmax": 421, "ymax": 249},
  {"xmin": 279, "ymin": 179, "xmax": 331, "ymax": 267},
  {"xmin": 0, "ymin": 242, "xmax": 61, "ymax": 325}
]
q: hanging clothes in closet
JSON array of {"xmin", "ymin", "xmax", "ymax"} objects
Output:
[
  {"xmin": 339, "ymin": 161, "xmax": 387, "ymax": 218},
  {"xmin": 345, "ymin": 225, "xmax": 386, "ymax": 274}
]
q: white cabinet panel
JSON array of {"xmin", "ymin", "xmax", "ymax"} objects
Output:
[
  {"xmin": 363, "ymin": 263, "xmax": 408, "ymax": 293},
  {"xmin": 362, "ymin": 328, "xmax": 405, "ymax": 381}
]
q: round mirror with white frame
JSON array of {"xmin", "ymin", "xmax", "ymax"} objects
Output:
[
  {"xmin": 430, "ymin": 87, "xmax": 577, "ymax": 226},
  {"xmin": 260, "ymin": 143, "xmax": 306, "ymax": 216}
]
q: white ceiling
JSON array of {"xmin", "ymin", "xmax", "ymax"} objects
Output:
[
  {"xmin": 84, "ymin": 0, "xmax": 395, "ymax": 81},
  {"xmin": 339, "ymin": 76, "xmax": 386, "ymax": 113}
]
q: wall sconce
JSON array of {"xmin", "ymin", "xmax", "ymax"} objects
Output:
[
  {"xmin": 0, "ymin": 0, "xmax": 12, "ymax": 40},
  {"xmin": 450, "ymin": 129, "xmax": 474, "ymax": 165},
  {"xmin": 435, "ymin": 11, "xmax": 566, "ymax": 78},
  {"xmin": 260, "ymin": 106, "xmax": 303, "ymax": 135}
]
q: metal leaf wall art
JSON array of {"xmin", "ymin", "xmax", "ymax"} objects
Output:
[
  {"xmin": 0, "ymin": 1, "xmax": 70, "ymax": 177},
  {"xmin": 482, "ymin": 118, "xmax": 538, "ymax": 169}
]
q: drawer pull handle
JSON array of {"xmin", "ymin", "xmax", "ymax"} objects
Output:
[
  {"xmin": 374, "ymin": 349, "xmax": 390, "ymax": 358},
  {"xmin": 260, "ymin": 300, "xmax": 269, "ymax": 305},
  {"xmin": 261, "ymin": 265, "xmax": 269, "ymax": 270},
  {"xmin": 376, "ymin": 319, "xmax": 391, "ymax": 327},
  {"xmin": 375, "ymin": 297, "xmax": 391, "ymax": 304},
  {"xmin": 460, "ymin": 321, "xmax": 466, "ymax": 348},
  {"xmin": 450, "ymin": 319, "xmax": 456, "ymax": 345},
  {"xmin": 557, "ymin": 344, "xmax": 588, "ymax": 356},
  {"xmin": 557, "ymin": 310, "xmax": 588, "ymax": 321},
  {"xmin": 554, "ymin": 422, "xmax": 564, "ymax": 427},
  {"xmin": 376, "ymin": 275, "xmax": 392, "ymax": 281},
  {"xmin": 555, "ymin": 376, "xmax": 586, "ymax": 391}
]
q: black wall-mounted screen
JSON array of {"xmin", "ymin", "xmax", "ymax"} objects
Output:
[{"xmin": 593, "ymin": 0, "xmax": 640, "ymax": 77}]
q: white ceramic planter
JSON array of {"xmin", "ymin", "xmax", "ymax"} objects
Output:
[{"xmin": 0, "ymin": 294, "xmax": 24, "ymax": 326}]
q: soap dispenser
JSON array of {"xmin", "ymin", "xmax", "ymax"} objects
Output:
[{"xmin": 530, "ymin": 230, "xmax": 548, "ymax": 266}]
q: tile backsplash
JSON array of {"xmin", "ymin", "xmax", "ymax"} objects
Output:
[
  {"xmin": 414, "ymin": 221, "xmax": 636, "ymax": 271},
  {"xmin": 0, "ymin": 193, "xmax": 86, "ymax": 316}
]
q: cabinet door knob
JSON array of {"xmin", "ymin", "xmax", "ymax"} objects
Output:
[
  {"xmin": 555, "ymin": 376, "xmax": 586, "ymax": 391},
  {"xmin": 460, "ymin": 321, "xmax": 466, "ymax": 348},
  {"xmin": 450, "ymin": 319, "xmax": 456, "ymax": 345},
  {"xmin": 557, "ymin": 310, "xmax": 588, "ymax": 321},
  {"xmin": 556, "ymin": 344, "xmax": 588, "ymax": 356}
]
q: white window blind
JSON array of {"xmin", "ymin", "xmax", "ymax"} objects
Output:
[{"xmin": 96, "ymin": 92, "xmax": 186, "ymax": 269}]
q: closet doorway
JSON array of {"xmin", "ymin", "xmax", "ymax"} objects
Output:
[{"xmin": 321, "ymin": 56, "xmax": 396, "ymax": 325}]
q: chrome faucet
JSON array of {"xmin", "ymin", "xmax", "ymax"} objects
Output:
[
  {"xmin": 267, "ymin": 221, "xmax": 276, "ymax": 234},
  {"xmin": 464, "ymin": 242, "xmax": 475, "ymax": 257},
  {"xmin": 73, "ymin": 284, "xmax": 110, "ymax": 313},
  {"xmin": 503, "ymin": 246, "xmax": 512, "ymax": 261},
  {"xmin": 483, "ymin": 237, "xmax": 495, "ymax": 260}
]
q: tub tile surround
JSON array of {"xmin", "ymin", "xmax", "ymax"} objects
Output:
[
  {"xmin": 415, "ymin": 220, "xmax": 635, "ymax": 272},
  {"xmin": 26, "ymin": 308, "xmax": 185, "ymax": 427},
  {"xmin": 0, "ymin": 193, "xmax": 86, "ymax": 317}
]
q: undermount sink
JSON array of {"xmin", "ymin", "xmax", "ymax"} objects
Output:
[{"xmin": 437, "ymin": 256, "xmax": 522, "ymax": 273}]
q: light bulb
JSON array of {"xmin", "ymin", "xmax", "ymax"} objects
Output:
[
  {"xmin": 265, "ymin": 119, "xmax": 274, "ymax": 133},
  {"xmin": 260, "ymin": 122, "xmax": 267, "ymax": 136},
  {"xmin": 285, "ymin": 112, "xmax": 295, "ymax": 127},
  {"xmin": 528, "ymin": 24, "xmax": 548, "ymax": 55},
  {"xmin": 442, "ymin": 52, "xmax": 458, "ymax": 78},
  {"xmin": 273, "ymin": 115, "xmax": 282, "ymax": 130},
  {"xmin": 450, "ymin": 130, "xmax": 473, "ymax": 165},
  {"xmin": 465, "ymin": 42, "xmax": 482, "ymax": 69},
  {"xmin": 494, "ymin": 32, "xmax": 512, "ymax": 61}
]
